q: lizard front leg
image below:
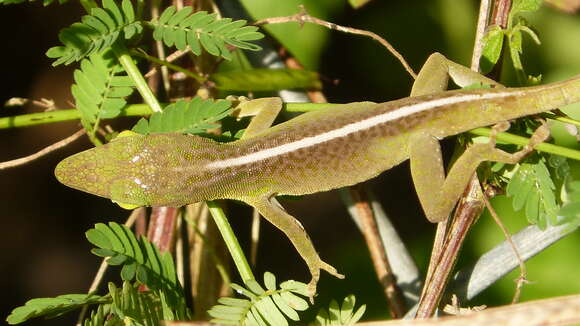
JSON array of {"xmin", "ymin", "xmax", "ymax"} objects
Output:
[{"xmin": 246, "ymin": 195, "xmax": 344, "ymax": 300}]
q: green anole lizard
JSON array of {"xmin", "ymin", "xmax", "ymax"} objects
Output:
[{"xmin": 55, "ymin": 53, "xmax": 580, "ymax": 297}]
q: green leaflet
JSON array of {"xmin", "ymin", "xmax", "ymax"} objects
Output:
[
  {"xmin": 6, "ymin": 293, "xmax": 106, "ymax": 324},
  {"xmin": 314, "ymin": 295, "xmax": 366, "ymax": 326},
  {"xmin": 70, "ymin": 50, "xmax": 135, "ymax": 140},
  {"xmin": 207, "ymin": 272, "xmax": 310, "ymax": 326},
  {"xmin": 86, "ymin": 222, "xmax": 179, "ymax": 291},
  {"xmin": 47, "ymin": 0, "xmax": 141, "ymax": 66},
  {"xmin": 478, "ymin": 0, "xmax": 541, "ymax": 83},
  {"xmin": 131, "ymin": 97, "xmax": 231, "ymax": 135},
  {"xmin": 86, "ymin": 222, "xmax": 190, "ymax": 321},
  {"xmin": 506, "ymin": 160, "xmax": 559, "ymax": 229},
  {"xmin": 149, "ymin": 8, "xmax": 264, "ymax": 60},
  {"xmin": 211, "ymin": 68, "xmax": 322, "ymax": 91},
  {"xmin": 106, "ymin": 282, "xmax": 166, "ymax": 325}
]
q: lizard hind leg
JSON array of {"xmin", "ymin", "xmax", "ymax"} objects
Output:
[
  {"xmin": 410, "ymin": 120, "xmax": 550, "ymax": 223},
  {"xmin": 247, "ymin": 195, "xmax": 344, "ymax": 301}
]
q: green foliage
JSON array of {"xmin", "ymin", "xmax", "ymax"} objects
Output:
[
  {"xmin": 86, "ymin": 222, "xmax": 189, "ymax": 319},
  {"xmin": 71, "ymin": 50, "xmax": 135, "ymax": 139},
  {"xmin": 8, "ymin": 223, "xmax": 190, "ymax": 325},
  {"xmin": 558, "ymin": 180, "xmax": 580, "ymax": 230},
  {"xmin": 208, "ymin": 272, "xmax": 310, "ymax": 326},
  {"xmin": 7, "ymin": 294, "xmax": 106, "ymax": 325},
  {"xmin": 101, "ymin": 282, "xmax": 168, "ymax": 326},
  {"xmin": 149, "ymin": 8, "xmax": 263, "ymax": 60},
  {"xmin": 313, "ymin": 295, "xmax": 366, "ymax": 326},
  {"xmin": 479, "ymin": 0, "xmax": 542, "ymax": 83},
  {"xmin": 131, "ymin": 97, "xmax": 231, "ymax": 134},
  {"xmin": 87, "ymin": 222, "xmax": 176, "ymax": 291},
  {"xmin": 46, "ymin": 0, "xmax": 141, "ymax": 66},
  {"xmin": 506, "ymin": 159, "xmax": 559, "ymax": 229},
  {"xmin": 211, "ymin": 68, "xmax": 322, "ymax": 91}
]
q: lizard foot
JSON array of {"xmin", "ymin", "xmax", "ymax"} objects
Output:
[{"xmin": 306, "ymin": 259, "xmax": 345, "ymax": 303}]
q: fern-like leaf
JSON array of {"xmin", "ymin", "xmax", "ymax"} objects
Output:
[
  {"xmin": 149, "ymin": 8, "xmax": 263, "ymax": 60},
  {"xmin": 313, "ymin": 295, "xmax": 366, "ymax": 326},
  {"xmin": 131, "ymin": 97, "xmax": 231, "ymax": 134},
  {"xmin": 506, "ymin": 159, "xmax": 559, "ymax": 229},
  {"xmin": 208, "ymin": 272, "xmax": 310, "ymax": 326},
  {"xmin": 87, "ymin": 222, "xmax": 175, "ymax": 287},
  {"xmin": 7, "ymin": 293, "xmax": 106, "ymax": 325},
  {"xmin": 107, "ymin": 282, "xmax": 166, "ymax": 325},
  {"xmin": 82, "ymin": 304, "xmax": 112, "ymax": 326},
  {"xmin": 71, "ymin": 50, "xmax": 135, "ymax": 137},
  {"xmin": 46, "ymin": 0, "xmax": 141, "ymax": 65}
]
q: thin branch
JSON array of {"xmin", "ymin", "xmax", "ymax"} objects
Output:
[
  {"xmin": 471, "ymin": 0, "xmax": 492, "ymax": 71},
  {"xmin": 482, "ymin": 189, "xmax": 527, "ymax": 304},
  {"xmin": 250, "ymin": 209, "xmax": 260, "ymax": 266},
  {"xmin": 416, "ymin": 183, "xmax": 483, "ymax": 318},
  {"xmin": 151, "ymin": 0, "xmax": 171, "ymax": 95},
  {"xmin": 144, "ymin": 49, "xmax": 189, "ymax": 79},
  {"xmin": 348, "ymin": 186, "xmax": 407, "ymax": 318},
  {"xmin": 449, "ymin": 222, "xmax": 578, "ymax": 302},
  {"xmin": 254, "ymin": 5, "xmax": 417, "ymax": 80},
  {"xmin": 134, "ymin": 49, "xmax": 205, "ymax": 83},
  {"xmin": 0, "ymin": 129, "xmax": 85, "ymax": 170}
]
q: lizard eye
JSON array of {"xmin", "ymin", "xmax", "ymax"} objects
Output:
[{"xmin": 109, "ymin": 178, "xmax": 149, "ymax": 207}]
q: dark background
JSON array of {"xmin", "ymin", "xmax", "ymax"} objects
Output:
[{"xmin": 2, "ymin": 1, "xmax": 580, "ymax": 325}]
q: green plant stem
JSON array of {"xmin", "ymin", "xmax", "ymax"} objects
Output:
[
  {"xmin": 131, "ymin": 49, "xmax": 205, "ymax": 83},
  {"xmin": 206, "ymin": 200, "xmax": 255, "ymax": 282},
  {"xmin": 469, "ymin": 127, "xmax": 580, "ymax": 160},
  {"xmin": 0, "ymin": 103, "xmax": 323, "ymax": 129},
  {"xmin": 112, "ymin": 44, "xmax": 163, "ymax": 113},
  {"xmin": 541, "ymin": 112, "xmax": 580, "ymax": 128},
  {"xmin": 4, "ymin": 103, "xmax": 580, "ymax": 161},
  {"xmin": 0, "ymin": 104, "xmax": 153, "ymax": 129}
]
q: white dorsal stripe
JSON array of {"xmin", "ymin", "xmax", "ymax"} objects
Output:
[{"xmin": 206, "ymin": 91, "xmax": 517, "ymax": 169}]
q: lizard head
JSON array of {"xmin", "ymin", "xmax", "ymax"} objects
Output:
[{"xmin": 55, "ymin": 132, "xmax": 222, "ymax": 207}]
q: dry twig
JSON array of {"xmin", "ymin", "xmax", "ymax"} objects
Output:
[
  {"xmin": 482, "ymin": 189, "xmax": 528, "ymax": 304},
  {"xmin": 254, "ymin": 5, "xmax": 417, "ymax": 79},
  {"xmin": 0, "ymin": 129, "xmax": 85, "ymax": 170}
]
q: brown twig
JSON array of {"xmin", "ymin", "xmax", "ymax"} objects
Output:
[
  {"xmin": 471, "ymin": 0, "xmax": 492, "ymax": 71},
  {"xmin": 482, "ymin": 189, "xmax": 527, "ymax": 303},
  {"xmin": 416, "ymin": 183, "xmax": 484, "ymax": 318},
  {"xmin": 0, "ymin": 129, "xmax": 85, "ymax": 170},
  {"xmin": 249, "ymin": 208, "xmax": 260, "ymax": 266},
  {"xmin": 144, "ymin": 49, "xmax": 189, "ymax": 79},
  {"xmin": 349, "ymin": 185, "xmax": 407, "ymax": 318},
  {"xmin": 254, "ymin": 5, "xmax": 417, "ymax": 80}
]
